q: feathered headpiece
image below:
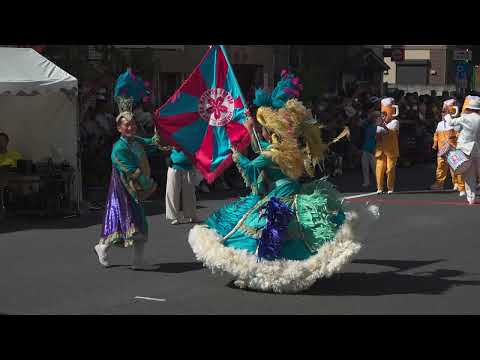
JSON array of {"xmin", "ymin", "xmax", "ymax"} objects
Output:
[
  {"xmin": 254, "ymin": 69, "xmax": 304, "ymax": 109},
  {"xmin": 114, "ymin": 68, "xmax": 150, "ymax": 116},
  {"xmin": 252, "ymin": 71, "xmax": 328, "ymax": 179}
]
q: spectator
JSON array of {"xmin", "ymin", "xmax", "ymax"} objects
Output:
[
  {"xmin": 0, "ymin": 132, "xmax": 22, "ymax": 168},
  {"xmin": 359, "ymin": 111, "xmax": 379, "ymax": 187},
  {"xmin": 94, "ymin": 93, "xmax": 115, "ymax": 137}
]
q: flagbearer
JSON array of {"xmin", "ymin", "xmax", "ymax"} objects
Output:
[
  {"xmin": 165, "ymin": 148, "xmax": 198, "ymax": 225},
  {"xmin": 430, "ymin": 99, "xmax": 465, "ymax": 195},
  {"xmin": 375, "ymin": 97, "xmax": 400, "ymax": 194}
]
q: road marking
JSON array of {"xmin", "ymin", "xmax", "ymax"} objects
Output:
[
  {"xmin": 342, "ymin": 192, "xmax": 378, "ymax": 201},
  {"xmin": 347, "ymin": 198, "xmax": 476, "ymax": 206},
  {"xmin": 134, "ymin": 296, "xmax": 166, "ymax": 302},
  {"xmin": 392, "ymin": 189, "xmax": 458, "ymax": 195}
]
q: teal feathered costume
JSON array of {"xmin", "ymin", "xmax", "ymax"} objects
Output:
[{"xmin": 188, "ymin": 71, "xmax": 379, "ymax": 293}]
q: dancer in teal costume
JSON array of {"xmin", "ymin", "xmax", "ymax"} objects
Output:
[
  {"xmin": 188, "ymin": 71, "xmax": 379, "ymax": 293},
  {"xmin": 206, "ymin": 149, "xmax": 346, "ymax": 261}
]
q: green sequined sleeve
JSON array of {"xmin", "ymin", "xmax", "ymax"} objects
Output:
[
  {"xmin": 135, "ymin": 134, "xmax": 172, "ymax": 156},
  {"xmin": 232, "ymin": 150, "xmax": 272, "ymax": 195}
]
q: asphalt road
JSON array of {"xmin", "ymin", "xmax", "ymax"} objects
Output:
[{"xmin": 1, "ymin": 163, "xmax": 480, "ymax": 314}]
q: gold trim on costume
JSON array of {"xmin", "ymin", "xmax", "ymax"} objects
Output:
[
  {"xmin": 99, "ymin": 225, "xmax": 143, "ymax": 248},
  {"xmin": 239, "ymin": 223, "xmax": 262, "ymax": 239},
  {"xmin": 222, "ymin": 198, "xmax": 268, "ymax": 241}
]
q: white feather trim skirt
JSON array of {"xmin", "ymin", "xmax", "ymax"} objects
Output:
[{"xmin": 188, "ymin": 206, "xmax": 377, "ymax": 294}]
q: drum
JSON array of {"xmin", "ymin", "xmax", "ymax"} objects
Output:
[{"xmin": 444, "ymin": 148, "xmax": 472, "ymax": 175}]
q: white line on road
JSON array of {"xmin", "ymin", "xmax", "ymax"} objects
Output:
[
  {"xmin": 342, "ymin": 192, "xmax": 378, "ymax": 201},
  {"xmin": 134, "ymin": 296, "xmax": 166, "ymax": 302}
]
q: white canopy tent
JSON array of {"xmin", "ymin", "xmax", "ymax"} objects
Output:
[{"xmin": 0, "ymin": 47, "xmax": 81, "ymax": 208}]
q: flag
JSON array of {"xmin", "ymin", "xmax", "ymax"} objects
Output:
[{"xmin": 154, "ymin": 45, "xmax": 251, "ymax": 183}]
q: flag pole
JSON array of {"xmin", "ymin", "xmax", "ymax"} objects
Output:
[{"xmin": 219, "ymin": 45, "xmax": 263, "ymax": 152}]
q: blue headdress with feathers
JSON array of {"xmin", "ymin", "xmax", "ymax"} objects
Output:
[
  {"xmin": 114, "ymin": 68, "xmax": 150, "ymax": 112},
  {"xmin": 253, "ymin": 70, "xmax": 304, "ymax": 109}
]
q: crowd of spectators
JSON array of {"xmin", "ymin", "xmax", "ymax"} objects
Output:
[
  {"xmin": 305, "ymin": 86, "xmax": 476, "ymax": 175},
  {"xmin": 78, "ymin": 82, "xmax": 479, "ymax": 207}
]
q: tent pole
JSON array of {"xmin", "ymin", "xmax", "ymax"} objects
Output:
[{"xmin": 66, "ymin": 92, "xmax": 82, "ymax": 218}]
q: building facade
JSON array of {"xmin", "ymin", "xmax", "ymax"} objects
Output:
[
  {"xmin": 16, "ymin": 45, "xmax": 388, "ymax": 104},
  {"xmin": 383, "ymin": 45, "xmax": 457, "ymax": 94},
  {"xmin": 289, "ymin": 45, "xmax": 389, "ymax": 99},
  {"xmin": 37, "ymin": 45, "xmax": 289, "ymax": 107}
]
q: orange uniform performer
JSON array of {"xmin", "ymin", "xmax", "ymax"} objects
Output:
[{"xmin": 375, "ymin": 98, "xmax": 400, "ymax": 194}]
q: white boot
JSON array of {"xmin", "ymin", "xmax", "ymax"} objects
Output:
[
  {"xmin": 94, "ymin": 244, "xmax": 110, "ymax": 267},
  {"xmin": 132, "ymin": 239, "xmax": 146, "ymax": 270}
]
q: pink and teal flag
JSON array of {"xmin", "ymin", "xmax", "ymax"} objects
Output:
[{"xmin": 154, "ymin": 45, "xmax": 251, "ymax": 183}]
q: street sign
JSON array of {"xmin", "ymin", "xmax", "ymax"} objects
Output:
[
  {"xmin": 454, "ymin": 49, "xmax": 472, "ymax": 61},
  {"xmin": 391, "ymin": 48, "xmax": 405, "ymax": 62}
]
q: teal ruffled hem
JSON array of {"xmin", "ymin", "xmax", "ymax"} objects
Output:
[
  {"xmin": 203, "ymin": 177, "xmax": 346, "ymax": 261},
  {"xmin": 295, "ymin": 178, "xmax": 345, "ymax": 252}
]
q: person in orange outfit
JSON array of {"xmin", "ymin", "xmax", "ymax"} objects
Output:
[
  {"xmin": 375, "ymin": 97, "xmax": 400, "ymax": 194},
  {"xmin": 430, "ymin": 99, "xmax": 465, "ymax": 195}
]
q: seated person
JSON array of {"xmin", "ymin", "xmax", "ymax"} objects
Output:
[{"xmin": 0, "ymin": 132, "xmax": 22, "ymax": 168}]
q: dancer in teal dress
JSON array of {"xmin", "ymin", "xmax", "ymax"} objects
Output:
[
  {"xmin": 94, "ymin": 96, "xmax": 171, "ymax": 269},
  {"xmin": 188, "ymin": 71, "xmax": 379, "ymax": 293}
]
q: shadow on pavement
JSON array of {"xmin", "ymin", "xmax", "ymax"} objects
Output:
[
  {"xmin": 225, "ymin": 259, "xmax": 480, "ymax": 297},
  {"xmin": 132, "ymin": 262, "xmax": 204, "ymax": 273},
  {"xmin": 0, "ymin": 192, "xmax": 223, "ymax": 234},
  {"xmin": 304, "ymin": 269, "xmax": 480, "ymax": 296},
  {"xmin": 330, "ymin": 162, "xmax": 443, "ymax": 194},
  {"xmin": 352, "ymin": 259, "xmax": 444, "ymax": 271},
  {"xmin": 0, "ymin": 163, "xmax": 449, "ymax": 234},
  {"xmin": 304, "ymin": 258, "xmax": 480, "ymax": 296},
  {"xmin": 0, "ymin": 199, "xmax": 168, "ymax": 234}
]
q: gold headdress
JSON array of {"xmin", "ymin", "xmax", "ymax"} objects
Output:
[
  {"xmin": 115, "ymin": 96, "xmax": 134, "ymax": 124},
  {"xmin": 256, "ymin": 99, "xmax": 329, "ymax": 179},
  {"xmin": 253, "ymin": 71, "xmax": 355, "ymax": 179}
]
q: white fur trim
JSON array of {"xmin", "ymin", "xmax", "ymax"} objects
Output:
[{"xmin": 188, "ymin": 210, "xmax": 373, "ymax": 293}]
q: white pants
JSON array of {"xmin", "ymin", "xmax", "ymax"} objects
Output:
[
  {"xmin": 462, "ymin": 153, "xmax": 480, "ymax": 204},
  {"xmin": 165, "ymin": 167, "xmax": 197, "ymax": 220},
  {"xmin": 361, "ymin": 151, "xmax": 376, "ymax": 185}
]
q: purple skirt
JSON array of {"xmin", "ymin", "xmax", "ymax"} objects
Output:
[{"xmin": 99, "ymin": 167, "xmax": 147, "ymax": 248}]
